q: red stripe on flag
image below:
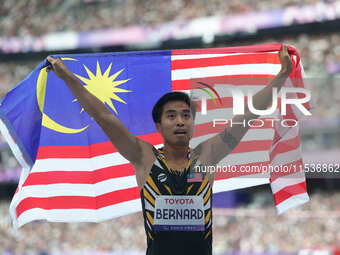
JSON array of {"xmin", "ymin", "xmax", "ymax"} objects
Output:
[
  {"xmin": 16, "ymin": 187, "xmax": 140, "ymax": 217},
  {"xmin": 171, "ymin": 44, "xmax": 283, "ymax": 55},
  {"xmin": 194, "ymin": 119, "xmax": 275, "ymax": 137},
  {"xmin": 22, "ymin": 163, "xmax": 135, "ymax": 186},
  {"xmin": 283, "ymin": 101, "xmax": 299, "ymax": 121},
  {"xmin": 232, "ymin": 140, "xmax": 272, "ymax": 154},
  {"xmin": 270, "ymin": 136, "xmax": 300, "ymax": 162},
  {"xmin": 37, "ymin": 141, "xmax": 115, "ymax": 159},
  {"xmin": 37, "ymin": 132, "xmax": 163, "ymax": 159},
  {"xmin": 289, "ymin": 64, "xmax": 311, "ymax": 110},
  {"xmin": 194, "ymin": 97, "xmax": 233, "ymax": 112},
  {"xmin": 172, "ymin": 53, "xmax": 279, "ymax": 70},
  {"xmin": 273, "ymin": 181, "xmax": 307, "ymax": 205},
  {"xmin": 194, "ymin": 96, "xmax": 267, "ymax": 113},
  {"xmin": 270, "ymin": 159, "xmax": 304, "ymax": 181},
  {"xmin": 172, "ymin": 74, "xmax": 275, "ymax": 91}
]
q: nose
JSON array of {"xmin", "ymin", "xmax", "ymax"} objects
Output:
[{"xmin": 175, "ymin": 115, "xmax": 185, "ymax": 126}]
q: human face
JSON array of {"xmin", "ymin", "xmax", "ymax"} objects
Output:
[{"xmin": 156, "ymin": 100, "xmax": 194, "ymax": 147}]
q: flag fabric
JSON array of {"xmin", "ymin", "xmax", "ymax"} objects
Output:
[
  {"xmin": 187, "ymin": 172, "xmax": 203, "ymax": 183},
  {"xmin": 0, "ymin": 44, "xmax": 310, "ymax": 229}
]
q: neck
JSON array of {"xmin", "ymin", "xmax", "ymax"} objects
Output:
[{"xmin": 162, "ymin": 143, "xmax": 189, "ymax": 161}]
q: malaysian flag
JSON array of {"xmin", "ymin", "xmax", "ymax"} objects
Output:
[
  {"xmin": 0, "ymin": 44, "xmax": 309, "ymax": 229},
  {"xmin": 187, "ymin": 172, "xmax": 203, "ymax": 183}
]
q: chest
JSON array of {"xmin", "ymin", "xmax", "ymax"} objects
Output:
[{"xmin": 163, "ymin": 159, "xmax": 189, "ymax": 172}]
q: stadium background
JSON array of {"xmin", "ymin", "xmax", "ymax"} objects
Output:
[{"xmin": 0, "ymin": 0, "xmax": 340, "ymax": 254}]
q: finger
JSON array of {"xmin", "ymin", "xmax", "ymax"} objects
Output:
[
  {"xmin": 46, "ymin": 57, "xmax": 53, "ymax": 72},
  {"xmin": 47, "ymin": 56, "xmax": 55, "ymax": 64},
  {"xmin": 55, "ymin": 57, "xmax": 63, "ymax": 64}
]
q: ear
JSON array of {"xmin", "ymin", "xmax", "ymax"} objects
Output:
[{"xmin": 156, "ymin": 122, "xmax": 162, "ymax": 133}]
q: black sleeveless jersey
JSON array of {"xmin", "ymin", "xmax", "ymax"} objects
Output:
[{"xmin": 140, "ymin": 148, "xmax": 213, "ymax": 255}]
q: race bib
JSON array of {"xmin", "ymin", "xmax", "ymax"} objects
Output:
[{"xmin": 154, "ymin": 195, "xmax": 205, "ymax": 231}]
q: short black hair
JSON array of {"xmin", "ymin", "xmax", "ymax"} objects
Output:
[{"xmin": 152, "ymin": 92, "xmax": 196, "ymax": 123}]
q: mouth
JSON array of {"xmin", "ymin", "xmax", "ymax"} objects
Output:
[{"xmin": 174, "ymin": 130, "xmax": 187, "ymax": 136}]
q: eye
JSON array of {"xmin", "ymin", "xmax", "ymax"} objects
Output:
[
  {"xmin": 183, "ymin": 113, "xmax": 191, "ymax": 119},
  {"xmin": 167, "ymin": 113, "xmax": 175, "ymax": 119}
]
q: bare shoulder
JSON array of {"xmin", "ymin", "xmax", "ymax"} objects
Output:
[{"xmin": 133, "ymin": 139, "xmax": 156, "ymax": 189}]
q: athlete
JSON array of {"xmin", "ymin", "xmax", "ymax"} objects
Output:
[{"xmin": 46, "ymin": 45, "xmax": 292, "ymax": 255}]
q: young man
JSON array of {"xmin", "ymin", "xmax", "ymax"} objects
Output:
[{"xmin": 46, "ymin": 45, "xmax": 292, "ymax": 255}]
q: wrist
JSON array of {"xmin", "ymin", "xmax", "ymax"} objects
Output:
[{"xmin": 278, "ymin": 69, "xmax": 291, "ymax": 78}]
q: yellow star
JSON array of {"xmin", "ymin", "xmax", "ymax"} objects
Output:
[{"xmin": 73, "ymin": 61, "xmax": 132, "ymax": 114}]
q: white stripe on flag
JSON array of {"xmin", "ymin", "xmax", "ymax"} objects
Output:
[
  {"xmin": 276, "ymin": 192, "xmax": 309, "ymax": 215},
  {"xmin": 0, "ymin": 118, "xmax": 30, "ymax": 169},
  {"xmin": 270, "ymin": 126, "xmax": 299, "ymax": 153},
  {"xmin": 213, "ymin": 174, "xmax": 270, "ymax": 193},
  {"xmin": 194, "ymin": 108, "xmax": 280, "ymax": 125},
  {"xmin": 16, "ymin": 175, "xmax": 138, "ymax": 199},
  {"xmin": 218, "ymin": 150, "xmax": 270, "ymax": 166},
  {"xmin": 0, "ymin": 118, "xmax": 33, "ymax": 229},
  {"xmin": 270, "ymin": 148, "xmax": 301, "ymax": 166},
  {"xmin": 192, "ymin": 85, "xmax": 266, "ymax": 98},
  {"xmin": 171, "ymin": 64, "xmax": 281, "ymax": 80},
  {"xmin": 32, "ymin": 152, "xmax": 128, "ymax": 172},
  {"xmin": 271, "ymin": 171, "xmax": 306, "ymax": 194},
  {"xmin": 285, "ymin": 78, "xmax": 305, "ymax": 120},
  {"xmin": 171, "ymin": 52, "xmax": 253, "ymax": 60},
  {"xmin": 191, "ymin": 128, "xmax": 275, "ymax": 147},
  {"xmin": 32, "ymin": 144, "xmax": 164, "ymax": 173},
  {"xmin": 194, "ymin": 108, "xmax": 234, "ymax": 124},
  {"xmin": 171, "ymin": 52, "xmax": 277, "ymax": 61},
  {"xmin": 16, "ymin": 199, "xmax": 142, "ymax": 228}
]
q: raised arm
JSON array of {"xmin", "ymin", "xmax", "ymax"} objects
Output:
[
  {"xmin": 194, "ymin": 45, "xmax": 293, "ymax": 182},
  {"xmin": 46, "ymin": 56, "xmax": 154, "ymax": 168}
]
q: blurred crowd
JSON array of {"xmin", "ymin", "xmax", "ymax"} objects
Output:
[
  {"xmin": 213, "ymin": 191, "xmax": 340, "ymax": 254},
  {"xmin": 0, "ymin": 0, "xmax": 328, "ymax": 38},
  {"xmin": 0, "ymin": 191, "xmax": 339, "ymax": 255},
  {"xmin": 0, "ymin": 61, "xmax": 38, "ymax": 99}
]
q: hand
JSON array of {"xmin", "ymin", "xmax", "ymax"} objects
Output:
[
  {"xmin": 278, "ymin": 44, "xmax": 293, "ymax": 76},
  {"xmin": 46, "ymin": 56, "xmax": 74, "ymax": 81}
]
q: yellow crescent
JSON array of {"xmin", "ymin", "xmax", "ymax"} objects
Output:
[{"xmin": 36, "ymin": 57, "xmax": 88, "ymax": 134}]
